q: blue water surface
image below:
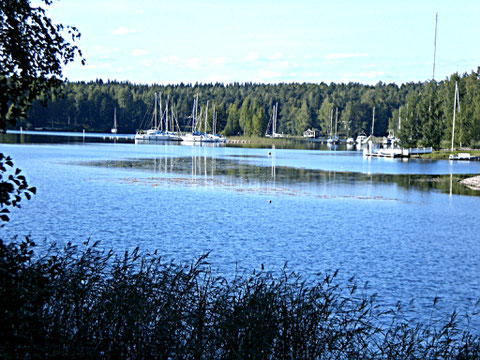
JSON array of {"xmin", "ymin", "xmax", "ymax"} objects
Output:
[{"xmin": 1, "ymin": 136, "xmax": 480, "ymax": 329}]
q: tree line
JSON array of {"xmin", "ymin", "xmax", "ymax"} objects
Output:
[{"xmin": 22, "ymin": 68, "xmax": 480, "ymax": 149}]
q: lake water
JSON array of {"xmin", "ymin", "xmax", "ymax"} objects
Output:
[{"xmin": 1, "ymin": 131, "xmax": 480, "ymax": 329}]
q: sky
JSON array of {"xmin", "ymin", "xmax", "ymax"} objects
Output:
[{"xmin": 44, "ymin": 0, "xmax": 480, "ymax": 85}]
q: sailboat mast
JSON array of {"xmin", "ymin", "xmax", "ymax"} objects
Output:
[
  {"xmin": 159, "ymin": 93, "xmax": 163, "ymax": 131},
  {"xmin": 371, "ymin": 106, "xmax": 375, "ymax": 135},
  {"xmin": 274, "ymin": 102, "xmax": 278, "ymax": 135},
  {"xmin": 114, "ymin": 107, "xmax": 117, "ymax": 128},
  {"xmin": 165, "ymin": 97, "xmax": 169, "ymax": 132},
  {"xmin": 213, "ymin": 103, "xmax": 216, "ymax": 134},
  {"xmin": 335, "ymin": 107, "xmax": 338, "ymax": 137},
  {"xmin": 154, "ymin": 92, "xmax": 158, "ymax": 129},
  {"xmin": 194, "ymin": 94, "xmax": 199, "ymax": 133},
  {"xmin": 329, "ymin": 108, "xmax": 333, "ymax": 137},
  {"xmin": 205, "ymin": 100, "xmax": 209, "ymax": 134},
  {"xmin": 398, "ymin": 106, "xmax": 401, "ymax": 130},
  {"xmin": 451, "ymin": 81, "xmax": 460, "ymax": 151},
  {"xmin": 171, "ymin": 104, "xmax": 174, "ymax": 133},
  {"xmin": 272, "ymin": 105, "xmax": 276, "ymax": 135}
]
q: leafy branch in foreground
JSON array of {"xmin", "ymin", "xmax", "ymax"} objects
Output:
[
  {"xmin": 1, "ymin": 0, "xmax": 83, "ymax": 222},
  {"xmin": 0, "ymin": 238, "xmax": 479, "ymax": 359},
  {"xmin": 0, "ymin": 153, "xmax": 36, "ymax": 224}
]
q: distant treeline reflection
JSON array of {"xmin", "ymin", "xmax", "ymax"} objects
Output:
[{"xmin": 85, "ymin": 157, "xmax": 479, "ymax": 197}]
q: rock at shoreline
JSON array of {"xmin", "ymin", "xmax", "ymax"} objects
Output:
[{"xmin": 460, "ymin": 175, "xmax": 480, "ymax": 191}]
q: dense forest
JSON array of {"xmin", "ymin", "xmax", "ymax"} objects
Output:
[{"xmin": 22, "ymin": 68, "xmax": 480, "ymax": 149}]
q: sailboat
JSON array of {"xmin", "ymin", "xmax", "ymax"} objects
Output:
[
  {"xmin": 135, "ymin": 93, "xmax": 181, "ymax": 141},
  {"xmin": 265, "ymin": 103, "xmax": 283, "ymax": 138},
  {"xmin": 327, "ymin": 108, "xmax": 339, "ymax": 145},
  {"xmin": 202, "ymin": 103, "xmax": 227, "ymax": 143},
  {"xmin": 135, "ymin": 93, "xmax": 170, "ymax": 141},
  {"xmin": 163, "ymin": 95, "xmax": 182, "ymax": 141},
  {"xmin": 111, "ymin": 108, "xmax": 117, "ymax": 134},
  {"xmin": 354, "ymin": 106, "xmax": 376, "ymax": 146},
  {"xmin": 181, "ymin": 94, "xmax": 204, "ymax": 143}
]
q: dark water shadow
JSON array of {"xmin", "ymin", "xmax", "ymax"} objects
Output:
[{"xmin": 81, "ymin": 156, "xmax": 479, "ymax": 197}]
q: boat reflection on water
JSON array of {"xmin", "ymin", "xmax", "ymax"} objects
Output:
[
  {"xmin": 134, "ymin": 138, "xmax": 226, "ymax": 147},
  {"xmin": 84, "ymin": 152, "xmax": 479, "ymax": 198}
]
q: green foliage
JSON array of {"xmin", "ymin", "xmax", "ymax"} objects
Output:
[
  {"xmin": 224, "ymin": 100, "xmax": 241, "ymax": 136},
  {"xmin": 1, "ymin": 239, "xmax": 479, "ymax": 359},
  {"xmin": 19, "ymin": 70, "xmax": 480, "ymax": 148},
  {"xmin": 398, "ymin": 91, "xmax": 422, "ymax": 148},
  {"xmin": 0, "ymin": 154, "xmax": 36, "ymax": 223},
  {"xmin": 0, "ymin": 0, "xmax": 83, "ymax": 131},
  {"xmin": 420, "ymin": 81, "xmax": 443, "ymax": 149},
  {"xmin": 1, "ymin": 0, "xmax": 83, "ymax": 222}
]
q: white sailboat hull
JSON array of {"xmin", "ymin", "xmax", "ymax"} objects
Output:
[{"xmin": 135, "ymin": 130, "xmax": 182, "ymax": 142}]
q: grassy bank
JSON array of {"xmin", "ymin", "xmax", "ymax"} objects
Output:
[{"xmin": 1, "ymin": 238, "xmax": 479, "ymax": 359}]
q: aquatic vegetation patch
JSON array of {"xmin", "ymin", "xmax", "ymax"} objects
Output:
[
  {"xmin": 112, "ymin": 176, "xmax": 400, "ymax": 201},
  {"xmin": 82, "ymin": 157, "xmax": 480, "ymax": 197}
]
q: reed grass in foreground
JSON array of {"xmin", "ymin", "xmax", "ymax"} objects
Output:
[{"xmin": 1, "ymin": 238, "xmax": 479, "ymax": 359}]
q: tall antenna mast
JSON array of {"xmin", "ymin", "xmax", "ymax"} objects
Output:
[{"xmin": 432, "ymin": 12, "xmax": 438, "ymax": 81}]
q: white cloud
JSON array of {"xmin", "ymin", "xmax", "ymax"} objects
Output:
[
  {"xmin": 141, "ymin": 59, "xmax": 153, "ymax": 67},
  {"xmin": 245, "ymin": 51, "xmax": 260, "ymax": 62},
  {"xmin": 111, "ymin": 26, "xmax": 136, "ymax": 36},
  {"xmin": 132, "ymin": 49, "xmax": 149, "ymax": 57},
  {"xmin": 87, "ymin": 63, "xmax": 112, "ymax": 70},
  {"xmin": 87, "ymin": 45, "xmax": 116, "ymax": 59},
  {"xmin": 258, "ymin": 69, "xmax": 281, "ymax": 79},
  {"xmin": 206, "ymin": 73, "xmax": 232, "ymax": 83},
  {"xmin": 359, "ymin": 70, "xmax": 385, "ymax": 78},
  {"xmin": 187, "ymin": 58, "xmax": 202, "ymax": 69},
  {"xmin": 325, "ymin": 53, "xmax": 368, "ymax": 60},
  {"xmin": 209, "ymin": 56, "xmax": 227, "ymax": 66},
  {"xmin": 267, "ymin": 60, "xmax": 290, "ymax": 70},
  {"xmin": 162, "ymin": 55, "xmax": 180, "ymax": 65},
  {"xmin": 268, "ymin": 53, "xmax": 282, "ymax": 60}
]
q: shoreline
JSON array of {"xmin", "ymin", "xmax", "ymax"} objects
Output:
[{"xmin": 460, "ymin": 175, "xmax": 480, "ymax": 191}]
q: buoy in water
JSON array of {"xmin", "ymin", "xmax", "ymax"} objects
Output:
[
  {"xmin": 268, "ymin": 199, "xmax": 272, "ymax": 203},
  {"xmin": 268, "ymin": 151, "xmax": 271, "ymax": 156}
]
